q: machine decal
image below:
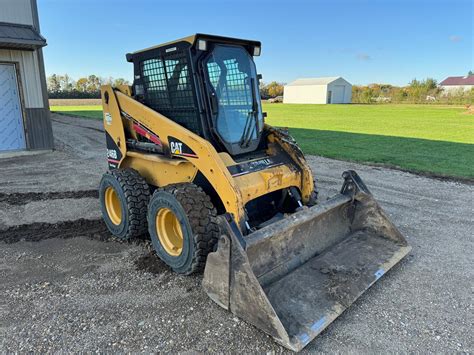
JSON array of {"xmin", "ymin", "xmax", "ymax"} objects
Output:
[
  {"xmin": 168, "ymin": 136, "xmax": 198, "ymax": 158},
  {"xmin": 227, "ymin": 154, "xmax": 291, "ymax": 177},
  {"xmin": 120, "ymin": 110, "xmax": 163, "ymax": 147},
  {"xmin": 105, "ymin": 132, "xmax": 122, "ymax": 169},
  {"xmin": 104, "ymin": 112, "xmax": 113, "ymax": 125},
  {"xmin": 133, "ymin": 123, "xmax": 162, "ymax": 146}
]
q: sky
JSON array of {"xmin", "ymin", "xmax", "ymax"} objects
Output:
[{"xmin": 38, "ymin": 0, "xmax": 473, "ymax": 86}]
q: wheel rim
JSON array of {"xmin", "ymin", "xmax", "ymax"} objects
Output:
[
  {"xmin": 156, "ymin": 208, "xmax": 183, "ymax": 256},
  {"xmin": 104, "ymin": 186, "xmax": 122, "ymax": 225}
]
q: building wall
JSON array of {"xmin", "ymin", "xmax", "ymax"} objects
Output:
[
  {"xmin": 327, "ymin": 78, "xmax": 352, "ymax": 103},
  {"xmin": 440, "ymin": 85, "xmax": 474, "ymax": 93},
  {"xmin": 0, "ymin": 0, "xmax": 34, "ymax": 25},
  {"xmin": 284, "ymin": 78, "xmax": 353, "ymax": 104},
  {"xmin": 0, "ymin": 0, "xmax": 53, "ymax": 150},
  {"xmin": 283, "ymin": 85, "xmax": 328, "ymax": 104},
  {"xmin": 0, "ymin": 49, "xmax": 44, "ymax": 108}
]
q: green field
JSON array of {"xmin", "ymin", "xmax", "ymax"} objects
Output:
[
  {"xmin": 51, "ymin": 105, "xmax": 103, "ymax": 119},
  {"xmin": 51, "ymin": 104, "xmax": 474, "ymax": 179}
]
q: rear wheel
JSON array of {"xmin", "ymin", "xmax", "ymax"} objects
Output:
[
  {"xmin": 99, "ymin": 169, "xmax": 150, "ymax": 239},
  {"xmin": 147, "ymin": 183, "xmax": 219, "ymax": 275}
]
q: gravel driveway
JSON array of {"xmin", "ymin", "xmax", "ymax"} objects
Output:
[{"xmin": 0, "ymin": 114, "xmax": 472, "ymax": 352}]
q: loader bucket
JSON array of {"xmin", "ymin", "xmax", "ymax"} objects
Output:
[{"xmin": 203, "ymin": 171, "xmax": 411, "ymax": 351}]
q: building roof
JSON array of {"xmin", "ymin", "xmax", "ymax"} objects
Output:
[
  {"xmin": 439, "ymin": 76, "xmax": 474, "ymax": 86},
  {"xmin": 0, "ymin": 22, "xmax": 46, "ymax": 50},
  {"xmin": 286, "ymin": 77, "xmax": 345, "ymax": 86}
]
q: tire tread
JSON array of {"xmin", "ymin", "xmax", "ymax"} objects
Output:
[
  {"xmin": 104, "ymin": 168, "xmax": 150, "ymax": 239},
  {"xmin": 156, "ymin": 183, "xmax": 219, "ymax": 274}
]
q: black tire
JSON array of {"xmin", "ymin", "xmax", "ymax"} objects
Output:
[
  {"xmin": 307, "ymin": 179, "xmax": 319, "ymax": 206},
  {"xmin": 147, "ymin": 183, "xmax": 219, "ymax": 275},
  {"xmin": 99, "ymin": 168, "xmax": 150, "ymax": 240}
]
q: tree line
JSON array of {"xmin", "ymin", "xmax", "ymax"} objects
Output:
[
  {"xmin": 352, "ymin": 74, "xmax": 474, "ymax": 105},
  {"xmin": 48, "ymin": 73, "xmax": 473, "ymax": 104},
  {"xmin": 259, "ymin": 78, "xmax": 474, "ymax": 105},
  {"xmin": 48, "ymin": 73, "xmax": 284, "ymax": 100},
  {"xmin": 47, "ymin": 74, "xmax": 130, "ymax": 99}
]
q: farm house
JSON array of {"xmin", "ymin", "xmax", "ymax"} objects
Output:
[
  {"xmin": 283, "ymin": 77, "xmax": 352, "ymax": 104},
  {"xmin": 439, "ymin": 75, "xmax": 474, "ymax": 93},
  {"xmin": 0, "ymin": 0, "xmax": 52, "ymax": 152}
]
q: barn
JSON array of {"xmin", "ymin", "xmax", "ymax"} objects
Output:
[
  {"xmin": 439, "ymin": 76, "xmax": 474, "ymax": 94},
  {"xmin": 0, "ymin": 0, "xmax": 53, "ymax": 152},
  {"xmin": 283, "ymin": 77, "xmax": 352, "ymax": 104}
]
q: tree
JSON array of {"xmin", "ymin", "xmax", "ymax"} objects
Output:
[
  {"xmin": 266, "ymin": 81, "xmax": 284, "ymax": 98},
  {"xmin": 113, "ymin": 78, "xmax": 131, "ymax": 86},
  {"xmin": 469, "ymin": 70, "xmax": 474, "ymax": 76},
  {"xmin": 424, "ymin": 78, "xmax": 438, "ymax": 90},
  {"xmin": 47, "ymin": 74, "xmax": 61, "ymax": 92},
  {"xmin": 408, "ymin": 79, "xmax": 421, "ymax": 88},
  {"xmin": 86, "ymin": 75, "xmax": 102, "ymax": 92},
  {"xmin": 76, "ymin": 77, "xmax": 88, "ymax": 92},
  {"xmin": 361, "ymin": 86, "xmax": 375, "ymax": 103},
  {"xmin": 59, "ymin": 74, "xmax": 74, "ymax": 92}
]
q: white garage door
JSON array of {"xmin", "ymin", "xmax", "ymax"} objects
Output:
[
  {"xmin": 0, "ymin": 64, "xmax": 26, "ymax": 151},
  {"xmin": 331, "ymin": 85, "xmax": 345, "ymax": 104}
]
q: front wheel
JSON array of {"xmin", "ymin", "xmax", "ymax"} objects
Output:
[
  {"xmin": 147, "ymin": 183, "xmax": 219, "ymax": 275},
  {"xmin": 99, "ymin": 169, "xmax": 150, "ymax": 239}
]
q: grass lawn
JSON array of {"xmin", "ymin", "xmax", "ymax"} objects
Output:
[
  {"xmin": 51, "ymin": 105, "xmax": 103, "ymax": 120},
  {"xmin": 51, "ymin": 104, "xmax": 474, "ymax": 179},
  {"xmin": 265, "ymin": 104, "xmax": 474, "ymax": 179}
]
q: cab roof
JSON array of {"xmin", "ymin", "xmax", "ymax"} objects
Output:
[{"xmin": 126, "ymin": 33, "xmax": 261, "ymax": 62}]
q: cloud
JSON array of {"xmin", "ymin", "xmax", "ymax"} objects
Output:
[
  {"xmin": 449, "ymin": 35, "xmax": 462, "ymax": 42},
  {"xmin": 356, "ymin": 53, "xmax": 371, "ymax": 61}
]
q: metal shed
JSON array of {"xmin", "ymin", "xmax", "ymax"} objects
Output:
[
  {"xmin": 0, "ymin": 0, "xmax": 53, "ymax": 152},
  {"xmin": 283, "ymin": 77, "xmax": 352, "ymax": 104}
]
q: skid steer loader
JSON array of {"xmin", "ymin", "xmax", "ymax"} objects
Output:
[{"xmin": 99, "ymin": 34, "xmax": 410, "ymax": 351}]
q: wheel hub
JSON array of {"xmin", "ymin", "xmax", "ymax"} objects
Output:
[
  {"xmin": 156, "ymin": 208, "xmax": 183, "ymax": 256},
  {"xmin": 104, "ymin": 186, "xmax": 122, "ymax": 225}
]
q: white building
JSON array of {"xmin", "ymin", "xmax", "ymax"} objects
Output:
[
  {"xmin": 439, "ymin": 76, "xmax": 474, "ymax": 94},
  {"xmin": 0, "ymin": 0, "xmax": 52, "ymax": 152},
  {"xmin": 283, "ymin": 77, "xmax": 352, "ymax": 104}
]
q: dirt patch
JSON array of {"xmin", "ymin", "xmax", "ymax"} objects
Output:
[
  {"xmin": 135, "ymin": 251, "xmax": 170, "ymax": 275},
  {"xmin": 0, "ymin": 218, "xmax": 154, "ymax": 246},
  {"xmin": 0, "ymin": 190, "xmax": 98, "ymax": 206},
  {"xmin": 0, "ymin": 219, "xmax": 109, "ymax": 243},
  {"xmin": 50, "ymin": 117, "xmax": 104, "ymax": 132}
]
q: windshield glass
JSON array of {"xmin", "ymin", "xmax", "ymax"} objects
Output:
[{"xmin": 204, "ymin": 45, "xmax": 263, "ymax": 145}]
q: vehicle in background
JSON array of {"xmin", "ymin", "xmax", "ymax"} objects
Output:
[{"xmin": 268, "ymin": 95, "xmax": 283, "ymax": 103}]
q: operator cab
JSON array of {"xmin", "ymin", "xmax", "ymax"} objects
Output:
[{"xmin": 126, "ymin": 34, "xmax": 264, "ymax": 156}]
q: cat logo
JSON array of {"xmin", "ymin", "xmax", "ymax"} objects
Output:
[
  {"xmin": 170, "ymin": 141, "xmax": 183, "ymax": 155},
  {"xmin": 168, "ymin": 136, "xmax": 198, "ymax": 158}
]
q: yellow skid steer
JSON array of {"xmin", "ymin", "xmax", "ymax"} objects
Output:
[{"xmin": 99, "ymin": 34, "xmax": 410, "ymax": 351}]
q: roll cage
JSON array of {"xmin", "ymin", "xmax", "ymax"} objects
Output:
[{"xmin": 127, "ymin": 34, "xmax": 264, "ymax": 157}]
